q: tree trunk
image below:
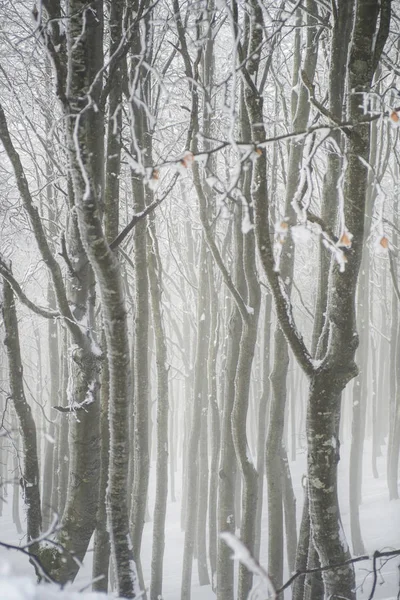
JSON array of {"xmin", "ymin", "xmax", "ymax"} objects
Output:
[
  {"xmin": 42, "ymin": 283, "xmax": 60, "ymax": 530},
  {"xmin": 148, "ymin": 217, "xmax": 170, "ymax": 600},
  {"xmin": 57, "ymin": 328, "xmax": 69, "ymax": 520},
  {"xmin": 92, "ymin": 333, "xmax": 111, "ymax": 593},
  {"xmin": 207, "ymin": 258, "xmax": 220, "ymax": 589},
  {"xmin": 254, "ymin": 294, "xmax": 272, "ymax": 562},
  {"xmin": 181, "ymin": 238, "xmax": 210, "ymax": 600},
  {"xmin": 2, "ymin": 279, "xmax": 42, "ymax": 552},
  {"xmin": 216, "ymin": 209, "xmax": 244, "ymax": 600},
  {"xmin": 307, "ymin": 377, "xmax": 354, "ymax": 599},
  {"xmin": 63, "ymin": 1, "xmax": 140, "ymax": 595},
  {"xmin": 265, "ymin": 3, "xmax": 318, "ymax": 585},
  {"xmin": 388, "ymin": 196, "xmax": 399, "ymax": 499},
  {"xmin": 197, "ymin": 399, "xmax": 210, "ymax": 586}
]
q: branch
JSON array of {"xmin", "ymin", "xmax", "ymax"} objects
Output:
[
  {"xmin": 36, "ymin": 1, "xmax": 68, "ymax": 107},
  {"xmin": 306, "ymin": 209, "xmax": 338, "ymax": 244},
  {"xmin": 0, "ymin": 514, "xmax": 62, "ymax": 584},
  {"xmin": 53, "ymin": 402, "xmax": 94, "ymax": 413},
  {"xmin": 109, "ymin": 175, "xmax": 177, "ymax": 250},
  {"xmin": 221, "ymin": 532, "xmax": 400, "ymax": 599},
  {"xmin": 0, "ymin": 540, "xmax": 57, "ymax": 584},
  {"xmin": 194, "ymin": 172, "xmax": 250, "ymax": 324},
  {"xmin": 53, "ymin": 383, "xmax": 99, "ymax": 413},
  {"xmin": 373, "ymin": 0, "xmax": 391, "ymax": 72},
  {"xmin": 0, "ymin": 259, "xmax": 59, "ymax": 320},
  {"xmin": 58, "ymin": 232, "xmax": 78, "ymax": 279},
  {"xmin": 220, "ymin": 533, "xmax": 276, "ymax": 599},
  {"xmin": 0, "ymin": 102, "xmax": 85, "ymax": 348},
  {"xmin": 276, "ymin": 548, "xmax": 400, "ymax": 595},
  {"xmin": 301, "ymin": 69, "xmax": 351, "ymax": 133},
  {"xmin": 388, "ymin": 249, "xmax": 400, "ymax": 303}
]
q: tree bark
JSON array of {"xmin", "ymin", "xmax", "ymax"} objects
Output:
[
  {"xmin": 2, "ymin": 279, "xmax": 42, "ymax": 553},
  {"xmin": 148, "ymin": 217, "xmax": 170, "ymax": 600},
  {"xmin": 181, "ymin": 238, "xmax": 210, "ymax": 600},
  {"xmin": 216, "ymin": 210, "xmax": 244, "ymax": 600},
  {"xmin": 254, "ymin": 294, "xmax": 272, "ymax": 562}
]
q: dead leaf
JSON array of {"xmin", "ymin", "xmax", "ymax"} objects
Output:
[
  {"xmin": 338, "ymin": 231, "xmax": 352, "ymax": 248},
  {"xmin": 181, "ymin": 151, "xmax": 194, "ymax": 168}
]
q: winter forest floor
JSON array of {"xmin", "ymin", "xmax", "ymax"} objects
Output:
[{"xmin": 0, "ymin": 440, "xmax": 399, "ymax": 600}]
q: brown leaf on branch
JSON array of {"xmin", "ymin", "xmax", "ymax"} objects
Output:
[
  {"xmin": 380, "ymin": 236, "xmax": 389, "ymax": 249},
  {"xmin": 338, "ymin": 231, "xmax": 352, "ymax": 248},
  {"xmin": 181, "ymin": 151, "xmax": 194, "ymax": 168}
]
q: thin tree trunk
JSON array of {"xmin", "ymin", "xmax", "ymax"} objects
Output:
[
  {"xmin": 2, "ymin": 279, "xmax": 41, "ymax": 551},
  {"xmin": 42, "ymin": 283, "xmax": 60, "ymax": 530},
  {"xmin": 207, "ymin": 258, "xmax": 220, "ymax": 589},
  {"xmin": 92, "ymin": 333, "xmax": 111, "ymax": 593},
  {"xmin": 265, "ymin": 4, "xmax": 318, "ymax": 586},
  {"xmin": 181, "ymin": 238, "xmax": 210, "ymax": 600},
  {"xmin": 12, "ymin": 419, "xmax": 22, "ymax": 536},
  {"xmin": 254, "ymin": 294, "xmax": 272, "ymax": 562},
  {"xmin": 388, "ymin": 196, "xmax": 399, "ymax": 499},
  {"xmin": 282, "ymin": 448, "xmax": 297, "ymax": 574},
  {"xmin": 148, "ymin": 218, "xmax": 170, "ymax": 600},
  {"xmin": 216, "ymin": 208, "xmax": 244, "ymax": 600},
  {"xmin": 57, "ymin": 328, "xmax": 69, "ymax": 520},
  {"xmin": 197, "ymin": 398, "xmax": 210, "ymax": 586}
]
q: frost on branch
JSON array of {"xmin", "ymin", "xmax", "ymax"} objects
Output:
[{"xmin": 220, "ymin": 532, "xmax": 277, "ymax": 599}]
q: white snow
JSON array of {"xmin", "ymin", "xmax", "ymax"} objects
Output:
[
  {"xmin": 0, "ymin": 565, "xmax": 113, "ymax": 600},
  {"xmin": 0, "ymin": 441, "xmax": 399, "ymax": 599}
]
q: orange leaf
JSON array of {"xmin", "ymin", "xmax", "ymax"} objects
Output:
[
  {"xmin": 339, "ymin": 231, "xmax": 352, "ymax": 248},
  {"xmin": 152, "ymin": 169, "xmax": 159, "ymax": 180},
  {"xmin": 255, "ymin": 148, "xmax": 263, "ymax": 156},
  {"xmin": 181, "ymin": 151, "xmax": 194, "ymax": 168},
  {"xmin": 280, "ymin": 221, "xmax": 289, "ymax": 230},
  {"xmin": 391, "ymin": 111, "xmax": 399, "ymax": 123},
  {"xmin": 380, "ymin": 236, "xmax": 389, "ymax": 249}
]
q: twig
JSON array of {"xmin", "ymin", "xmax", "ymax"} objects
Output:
[
  {"xmin": 368, "ymin": 552, "xmax": 379, "ymax": 600},
  {"xmin": 0, "ymin": 259, "xmax": 59, "ymax": 320},
  {"xmin": 58, "ymin": 232, "xmax": 78, "ymax": 279},
  {"xmin": 388, "ymin": 249, "xmax": 400, "ymax": 303},
  {"xmin": 109, "ymin": 174, "xmax": 178, "ymax": 250},
  {"xmin": 276, "ymin": 548, "xmax": 400, "ymax": 594}
]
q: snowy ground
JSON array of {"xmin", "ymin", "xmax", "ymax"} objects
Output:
[{"xmin": 0, "ymin": 440, "xmax": 399, "ymax": 599}]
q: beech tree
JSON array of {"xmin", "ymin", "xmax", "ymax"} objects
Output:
[{"xmin": 0, "ymin": 2, "xmax": 399, "ymax": 600}]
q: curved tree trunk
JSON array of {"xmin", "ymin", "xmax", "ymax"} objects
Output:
[
  {"xmin": 2, "ymin": 279, "xmax": 42, "ymax": 553},
  {"xmin": 265, "ymin": 3, "xmax": 318, "ymax": 587},
  {"xmin": 62, "ymin": 1, "xmax": 140, "ymax": 595},
  {"xmin": 247, "ymin": 1, "xmax": 388, "ymax": 599},
  {"xmin": 297, "ymin": 0, "xmax": 355, "ymax": 595},
  {"xmin": 306, "ymin": 4, "xmax": 388, "ymax": 597}
]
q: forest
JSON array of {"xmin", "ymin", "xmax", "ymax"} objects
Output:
[{"xmin": 0, "ymin": 0, "xmax": 399, "ymax": 599}]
